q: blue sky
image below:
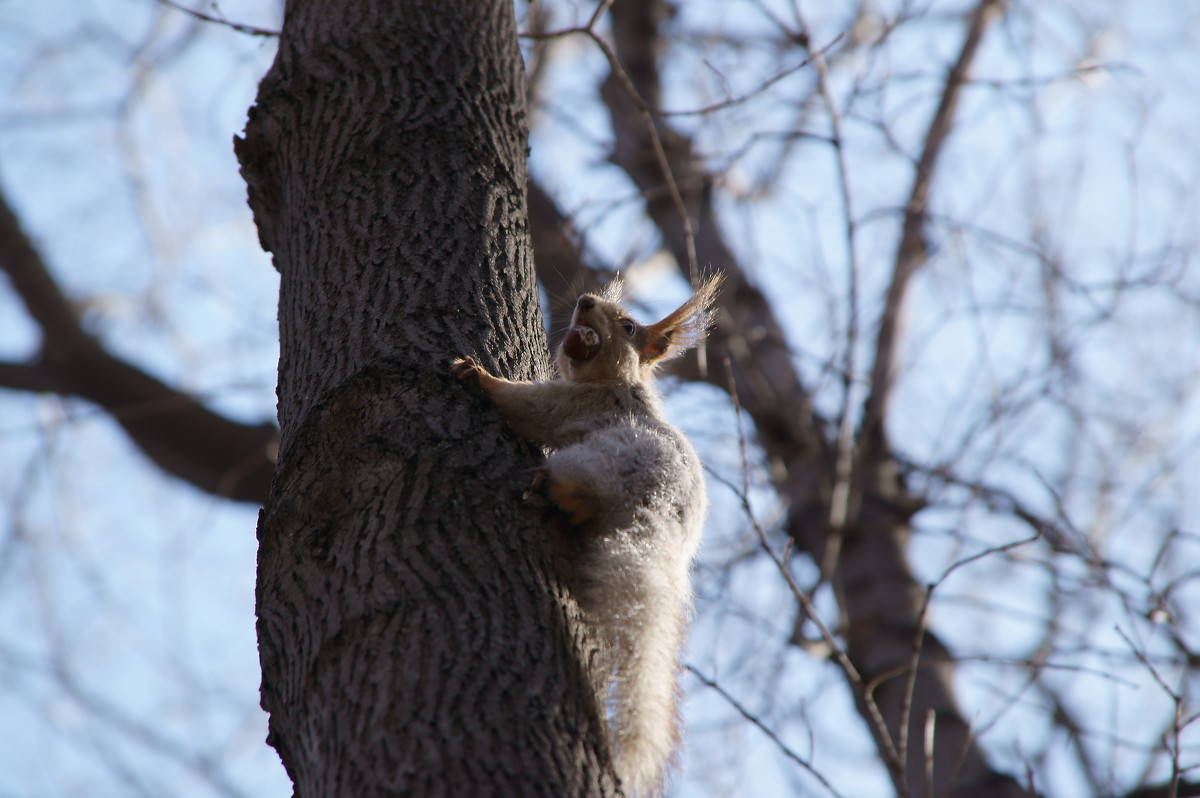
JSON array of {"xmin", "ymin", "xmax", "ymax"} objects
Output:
[{"xmin": 2, "ymin": 1, "xmax": 1198, "ymax": 796}]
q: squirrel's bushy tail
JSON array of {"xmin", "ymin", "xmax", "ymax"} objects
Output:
[{"xmin": 611, "ymin": 568, "xmax": 690, "ymax": 797}]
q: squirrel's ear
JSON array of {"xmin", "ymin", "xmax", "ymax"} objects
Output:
[
  {"xmin": 639, "ymin": 328, "xmax": 674, "ymax": 364},
  {"xmin": 638, "ymin": 273, "xmax": 723, "ymax": 366}
]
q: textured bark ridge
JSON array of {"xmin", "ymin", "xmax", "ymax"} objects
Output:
[{"xmin": 236, "ymin": 1, "xmax": 616, "ymax": 795}]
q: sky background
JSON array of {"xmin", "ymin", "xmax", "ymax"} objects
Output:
[{"xmin": 1, "ymin": 0, "xmax": 1198, "ymax": 796}]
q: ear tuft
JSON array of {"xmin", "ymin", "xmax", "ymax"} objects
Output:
[
  {"xmin": 599, "ymin": 273, "xmax": 625, "ymax": 304},
  {"xmin": 638, "ymin": 273, "xmax": 723, "ymax": 366}
]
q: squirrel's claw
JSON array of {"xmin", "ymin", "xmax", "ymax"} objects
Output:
[
  {"xmin": 528, "ymin": 465, "xmax": 548, "ymax": 490},
  {"xmin": 450, "ymin": 356, "xmax": 483, "ymax": 382}
]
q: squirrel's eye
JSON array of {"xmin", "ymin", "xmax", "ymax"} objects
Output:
[{"xmin": 620, "ymin": 319, "xmax": 637, "ymax": 337}]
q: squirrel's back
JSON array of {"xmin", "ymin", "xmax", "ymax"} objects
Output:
[{"xmin": 545, "ymin": 412, "xmax": 703, "ymax": 797}]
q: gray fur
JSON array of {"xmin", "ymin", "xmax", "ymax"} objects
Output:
[{"xmin": 451, "ymin": 275, "xmax": 720, "ymax": 796}]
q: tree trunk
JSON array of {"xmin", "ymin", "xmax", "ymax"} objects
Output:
[{"xmin": 235, "ymin": 1, "xmax": 617, "ymax": 795}]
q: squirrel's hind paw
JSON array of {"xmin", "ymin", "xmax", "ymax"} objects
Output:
[{"xmin": 548, "ymin": 477, "xmax": 600, "ymax": 525}]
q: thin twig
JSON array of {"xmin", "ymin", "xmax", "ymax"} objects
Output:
[
  {"xmin": 924, "ymin": 708, "xmax": 937, "ymax": 798},
  {"xmin": 861, "ymin": 0, "xmax": 1004, "ymax": 447},
  {"xmin": 1115, "ymin": 626, "xmax": 1186, "ymax": 798},
  {"xmin": 898, "ymin": 586, "xmax": 935, "ymax": 777},
  {"xmin": 894, "ymin": 532, "xmax": 1039, "ymax": 780},
  {"xmin": 686, "ymin": 665, "xmax": 847, "ymax": 798},
  {"xmin": 157, "ymin": 0, "xmax": 279, "ymax": 37},
  {"xmin": 657, "ymin": 35, "xmax": 843, "ymax": 118},
  {"xmin": 720, "ymin": 358, "xmax": 909, "ymax": 796},
  {"xmin": 788, "ymin": 2, "xmax": 862, "ymax": 584},
  {"xmin": 586, "ymin": 32, "xmax": 699, "ymax": 284},
  {"xmin": 519, "ymin": 3, "xmax": 700, "ymax": 285}
]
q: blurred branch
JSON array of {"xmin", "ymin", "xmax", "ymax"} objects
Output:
[
  {"xmin": 0, "ymin": 184, "xmax": 276, "ymax": 503},
  {"xmin": 595, "ymin": 1, "xmax": 1032, "ymax": 796},
  {"xmin": 1122, "ymin": 782, "xmax": 1200, "ymax": 798},
  {"xmin": 687, "ymin": 664, "xmax": 847, "ymax": 797},
  {"xmin": 0, "ymin": 640, "xmax": 252, "ymax": 798},
  {"xmin": 157, "ymin": 0, "xmax": 279, "ymax": 37},
  {"xmin": 709, "ymin": 386, "xmax": 907, "ymax": 794},
  {"xmin": 600, "ymin": 0, "xmax": 828, "ymax": 464},
  {"xmin": 0, "ymin": 361, "xmax": 74, "ymax": 394},
  {"xmin": 657, "ymin": 40, "xmax": 838, "ymax": 118},
  {"xmin": 589, "ymin": 6, "xmax": 700, "ymax": 280},
  {"xmin": 1038, "ymin": 683, "xmax": 1106, "ymax": 797},
  {"xmin": 526, "ymin": 179, "xmax": 603, "ymax": 346},
  {"xmin": 790, "ymin": 5, "xmax": 863, "ymax": 586},
  {"xmin": 861, "ymin": 0, "xmax": 1004, "ymax": 455},
  {"xmin": 905, "ymin": 460, "xmax": 1088, "ymax": 557}
]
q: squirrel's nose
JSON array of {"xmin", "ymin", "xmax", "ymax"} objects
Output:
[{"xmin": 577, "ymin": 295, "xmax": 595, "ymax": 310}]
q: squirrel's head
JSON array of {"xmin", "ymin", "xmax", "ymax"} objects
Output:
[{"xmin": 557, "ymin": 273, "xmax": 723, "ymax": 384}]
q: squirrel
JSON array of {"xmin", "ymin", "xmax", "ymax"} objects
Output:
[{"xmin": 451, "ymin": 274, "xmax": 721, "ymax": 797}]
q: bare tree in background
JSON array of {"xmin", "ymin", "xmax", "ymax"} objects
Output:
[{"xmin": 1, "ymin": 0, "xmax": 1198, "ymax": 796}]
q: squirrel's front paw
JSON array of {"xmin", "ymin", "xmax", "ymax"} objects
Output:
[{"xmin": 450, "ymin": 356, "xmax": 485, "ymax": 382}]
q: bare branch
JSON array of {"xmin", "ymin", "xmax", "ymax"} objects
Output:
[
  {"xmin": 716, "ymin": 360, "xmax": 908, "ymax": 796},
  {"xmin": 157, "ymin": 0, "xmax": 279, "ymax": 37},
  {"xmin": 0, "ymin": 184, "xmax": 276, "ymax": 503},
  {"xmin": 546, "ymin": 3, "xmax": 1033, "ymax": 795},
  {"xmin": 861, "ymin": 0, "xmax": 1005, "ymax": 455},
  {"xmin": 686, "ymin": 664, "xmax": 847, "ymax": 798}
]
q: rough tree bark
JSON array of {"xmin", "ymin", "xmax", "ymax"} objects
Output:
[{"xmin": 235, "ymin": 0, "xmax": 616, "ymax": 795}]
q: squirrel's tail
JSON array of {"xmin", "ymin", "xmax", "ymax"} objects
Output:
[{"xmin": 611, "ymin": 571, "xmax": 689, "ymax": 797}]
